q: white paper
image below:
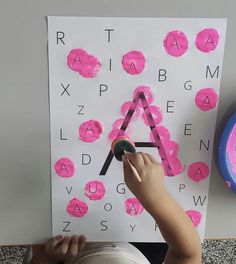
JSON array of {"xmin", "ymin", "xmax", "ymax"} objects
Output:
[{"xmin": 48, "ymin": 17, "xmax": 227, "ymax": 242}]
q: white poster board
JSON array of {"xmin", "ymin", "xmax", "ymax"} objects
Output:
[{"xmin": 48, "ymin": 17, "xmax": 226, "ymax": 242}]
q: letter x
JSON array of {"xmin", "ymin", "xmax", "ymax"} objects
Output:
[{"xmin": 61, "ymin": 83, "xmax": 70, "ymax": 96}]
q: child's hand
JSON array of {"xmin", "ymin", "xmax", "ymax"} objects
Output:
[
  {"xmin": 44, "ymin": 235, "xmax": 86, "ymax": 263},
  {"xmin": 30, "ymin": 235, "xmax": 86, "ymax": 264},
  {"xmin": 123, "ymin": 152, "xmax": 166, "ymax": 211},
  {"xmin": 124, "ymin": 152, "xmax": 202, "ymax": 263}
]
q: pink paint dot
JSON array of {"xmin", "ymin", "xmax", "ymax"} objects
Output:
[
  {"xmin": 125, "ymin": 198, "xmax": 144, "ymax": 216},
  {"xmin": 150, "ymin": 126, "xmax": 171, "ymax": 155},
  {"xmin": 108, "ymin": 129, "xmax": 130, "ymax": 141},
  {"xmin": 66, "ymin": 198, "xmax": 88, "ymax": 217},
  {"xmin": 122, "ymin": 50, "xmax": 145, "ymax": 75},
  {"xmin": 109, "ymin": 119, "xmax": 131, "ymax": 141},
  {"xmin": 79, "ymin": 120, "xmax": 103, "ymax": 142},
  {"xmin": 186, "ymin": 210, "xmax": 202, "ymax": 227},
  {"xmin": 142, "ymin": 105, "xmax": 162, "ymax": 126},
  {"xmin": 164, "ymin": 155, "xmax": 183, "ymax": 176},
  {"xmin": 150, "ymin": 126, "xmax": 170, "ymax": 143},
  {"xmin": 187, "ymin": 162, "xmax": 209, "ymax": 182},
  {"xmin": 112, "ymin": 119, "xmax": 131, "ymax": 132},
  {"xmin": 67, "ymin": 48, "xmax": 101, "ymax": 78},
  {"xmin": 133, "ymin": 86, "xmax": 154, "ymax": 106},
  {"xmin": 121, "ymin": 101, "xmax": 142, "ymax": 121},
  {"xmin": 195, "ymin": 28, "xmax": 219, "ymax": 53},
  {"xmin": 195, "ymin": 88, "xmax": 219, "ymax": 111},
  {"xmin": 226, "ymin": 125, "xmax": 236, "ymax": 174},
  {"xmin": 150, "ymin": 126, "xmax": 183, "ymax": 176},
  {"xmin": 85, "ymin": 180, "xmax": 105, "ymax": 200},
  {"xmin": 163, "ymin": 30, "xmax": 188, "ymax": 57},
  {"xmin": 113, "ymin": 119, "xmax": 124, "ymax": 129},
  {"xmin": 167, "ymin": 140, "xmax": 179, "ymax": 154},
  {"xmin": 54, "ymin": 157, "xmax": 75, "ymax": 178}
]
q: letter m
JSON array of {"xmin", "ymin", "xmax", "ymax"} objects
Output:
[{"xmin": 206, "ymin": 66, "xmax": 219, "ymax": 78}]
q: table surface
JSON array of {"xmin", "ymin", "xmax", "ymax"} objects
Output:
[{"xmin": 0, "ymin": 0, "xmax": 236, "ymax": 245}]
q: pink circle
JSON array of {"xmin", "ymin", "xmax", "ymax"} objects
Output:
[
  {"xmin": 67, "ymin": 48, "xmax": 101, "ymax": 78},
  {"xmin": 79, "ymin": 120, "xmax": 103, "ymax": 142},
  {"xmin": 54, "ymin": 157, "xmax": 75, "ymax": 178},
  {"xmin": 187, "ymin": 162, "xmax": 209, "ymax": 182},
  {"xmin": 112, "ymin": 119, "xmax": 131, "ymax": 132},
  {"xmin": 133, "ymin": 86, "xmax": 154, "ymax": 106},
  {"xmin": 122, "ymin": 50, "xmax": 145, "ymax": 75},
  {"xmin": 142, "ymin": 105, "xmax": 162, "ymax": 126},
  {"xmin": 195, "ymin": 88, "xmax": 219, "ymax": 111},
  {"xmin": 150, "ymin": 126, "xmax": 170, "ymax": 144},
  {"xmin": 108, "ymin": 129, "xmax": 130, "ymax": 141},
  {"xmin": 163, "ymin": 155, "xmax": 183, "ymax": 176},
  {"xmin": 121, "ymin": 101, "xmax": 141, "ymax": 121},
  {"xmin": 125, "ymin": 198, "xmax": 144, "ymax": 216},
  {"xmin": 85, "ymin": 180, "xmax": 105, "ymax": 200},
  {"xmin": 150, "ymin": 126, "xmax": 183, "ymax": 176},
  {"xmin": 150, "ymin": 127, "xmax": 179, "ymax": 155},
  {"xmin": 186, "ymin": 210, "xmax": 202, "ymax": 227},
  {"xmin": 113, "ymin": 119, "xmax": 124, "ymax": 129},
  {"xmin": 195, "ymin": 28, "xmax": 219, "ymax": 53},
  {"xmin": 226, "ymin": 125, "xmax": 236, "ymax": 174},
  {"xmin": 163, "ymin": 30, "xmax": 188, "ymax": 57},
  {"xmin": 66, "ymin": 198, "xmax": 88, "ymax": 217},
  {"xmin": 110, "ymin": 119, "xmax": 131, "ymax": 139}
]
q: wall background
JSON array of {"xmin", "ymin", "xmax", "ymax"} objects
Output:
[{"xmin": 0, "ymin": 0, "xmax": 235, "ymax": 244}]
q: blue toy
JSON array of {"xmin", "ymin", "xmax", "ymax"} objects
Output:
[{"xmin": 218, "ymin": 112, "xmax": 236, "ymax": 193}]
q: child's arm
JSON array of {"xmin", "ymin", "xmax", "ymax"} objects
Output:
[
  {"xmin": 30, "ymin": 235, "xmax": 86, "ymax": 264},
  {"xmin": 123, "ymin": 152, "xmax": 201, "ymax": 264}
]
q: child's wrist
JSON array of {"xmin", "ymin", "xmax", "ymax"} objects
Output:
[{"xmin": 142, "ymin": 187, "xmax": 168, "ymax": 213}]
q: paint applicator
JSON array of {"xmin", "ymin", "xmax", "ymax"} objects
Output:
[{"xmin": 111, "ymin": 136, "xmax": 142, "ymax": 183}]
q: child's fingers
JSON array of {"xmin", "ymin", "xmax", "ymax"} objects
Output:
[
  {"xmin": 123, "ymin": 155, "xmax": 132, "ymax": 176},
  {"xmin": 125, "ymin": 152, "xmax": 145, "ymax": 171},
  {"xmin": 56, "ymin": 236, "xmax": 70, "ymax": 255},
  {"xmin": 140, "ymin": 152, "xmax": 151, "ymax": 165},
  {"xmin": 78, "ymin": 235, "xmax": 86, "ymax": 253},
  {"xmin": 145, "ymin": 153, "xmax": 157, "ymax": 164},
  {"xmin": 47, "ymin": 235, "xmax": 64, "ymax": 249},
  {"xmin": 123, "ymin": 156, "xmax": 137, "ymax": 184},
  {"xmin": 67, "ymin": 235, "xmax": 79, "ymax": 257}
]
